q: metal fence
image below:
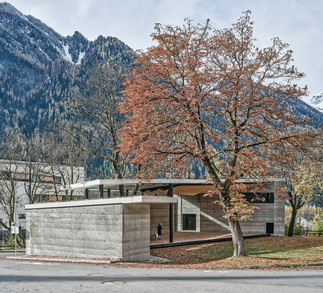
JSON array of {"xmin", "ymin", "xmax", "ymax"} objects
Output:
[{"xmin": 301, "ymin": 230, "xmax": 323, "ymax": 237}]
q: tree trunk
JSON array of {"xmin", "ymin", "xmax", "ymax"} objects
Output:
[
  {"xmin": 204, "ymin": 163, "xmax": 246, "ymax": 257},
  {"xmin": 118, "ymin": 184, "xmax": 125, "ymax": 197},
  {"xmin": 218, "ymin": 189, "xmax": 246, "ymax": 257},
  {"xmin": 288, "ymin": 205, "xmax": 298, "ymax": 237},
  {"xmin": 229, "ymin": 218, "xmax": 246, "ymax": 256}
]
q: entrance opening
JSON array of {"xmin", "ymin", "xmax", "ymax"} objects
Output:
[
  {"xmin": 266, "ymin": 222, "xmax": 274, "ymax": 234},
  {"xmin": 183, "ymin": 214, "xmax": 196, "ymax": 230}
]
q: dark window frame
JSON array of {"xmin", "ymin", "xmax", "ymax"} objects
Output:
[{"xmin": 243, "ymin": 192, "xmax": 274, "ymax": 203}]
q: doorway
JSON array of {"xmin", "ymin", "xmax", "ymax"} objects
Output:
[{"xmin": 183, "ymin": 214, "xmax": 196, "ymax": 230}]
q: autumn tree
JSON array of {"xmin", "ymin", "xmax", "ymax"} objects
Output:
[
  {"xmin": 71, "ymin": 61, "xmax": 134, "ymax": 196},
  {"xmin": 282, "ymin": 149, "xmax": 323, "ymax": 236},
  {"xmin": 119, "ymin": 12, "xmax": 319, "ymax": 256}
]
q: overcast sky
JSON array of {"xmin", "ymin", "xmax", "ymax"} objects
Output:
[{"xmin": 6, "ymin": 0, "xmax": 323, "ymax": 101}]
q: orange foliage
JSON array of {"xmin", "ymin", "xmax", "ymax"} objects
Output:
[{"xmin": 119, "ymin": 12, "xmax": 321, "ymax": 256}]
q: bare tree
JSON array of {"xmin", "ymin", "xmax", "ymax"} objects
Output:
[
  {"xmin": 42, "ymin": 122, "xmax": 86, "ymax": 201},
  {"xmin": 0, "ymin": 127, "xmax": 26, "ymax": 243},
  {"xmin": 0, "ymin": 159, "xmax": 21, "ymax": 230},
  {"xmin": 70, "ymin": 61, "xmax": 134, "ymax": 196},
  {"xmin": 22, "ymin": 130, "xmax": 54, "ymax": 204}
]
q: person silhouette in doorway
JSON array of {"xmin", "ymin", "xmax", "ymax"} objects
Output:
[{"xmin": 157, "ymin": 223, "xmax": 162, "ymax": 240}]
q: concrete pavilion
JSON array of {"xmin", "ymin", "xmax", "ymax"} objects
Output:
[{"xmin": 25, "ymin": 179, "xmax": 285, "ymax": 262}]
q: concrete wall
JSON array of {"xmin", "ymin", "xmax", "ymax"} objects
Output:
[
  {"xmin": 123, "ymin": 204, "xmax": 150, "ymax": 261},
  {"xmin": 273, "ymin": 197, "xmax": 285, "ymax": 236},
  {"xmin": 26, "ymin": 196, "xmax": 177, "ymax": 261},
  {"xmin": 239, "ymin": 203, "xmax": 274, "ymax": 234},
  {"xmin": 239, "ymin": 181, "xmax": 285, "ymax": 235},
  {"xmin": 176, "ymin": 195, "xmax": 201, "ymax": 232},
  {"xmin": 200, "ymin": 194, "xmax": 231, "ymax": 233},
  {"xmin": 26, "ymin": 204, "xmax": 124, "ymax": 259},
  {"xmin": 189, "ymin": 183, "xmax": 286, "ymax": 236},
  {"xmin": 239, "ymin": 197, "xmax": 285, "ymax": 235},
  {"xmin": 150, "ymin": 203, "xmax": 177, "ymax": 236}
]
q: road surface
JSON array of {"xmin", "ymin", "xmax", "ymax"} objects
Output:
[{"xmin": 0, "ymin": 253, "xmax": 322, "ymax": 292}]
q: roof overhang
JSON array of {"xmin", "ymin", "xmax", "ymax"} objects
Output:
[
  {"xmin": 63, "ymin": 178, "xmax": 284, "ymax": 197},
  {"xmin": 26, "ymin": 195, "xmax": 178, "ymax": 210}
]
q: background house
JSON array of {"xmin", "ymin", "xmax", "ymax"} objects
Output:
[{"xmin": 0, "ymin": 159, "xmax": 84, "ymax": 246}]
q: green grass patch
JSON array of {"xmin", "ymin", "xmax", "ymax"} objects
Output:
[
  {"xmin": 150, "ymin": 236, "xmax": 323, "ymax": 269},
  {"xmin": 0, "ymin": 246, "xmax": 14, "ymax": 250}
]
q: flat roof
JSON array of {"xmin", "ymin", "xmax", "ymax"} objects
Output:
[
  {"xmin": 63, "ymin": 178, "xmax": 284, "ymax": 196},
  {"xmin": 25, "ymin": 195, "xmax": 177, "ymax": 210},
  {"xmin": 64, "ymin": 179, "xmax": 207, "ymax": 191}
]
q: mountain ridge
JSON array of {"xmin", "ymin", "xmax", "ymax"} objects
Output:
[
  {"xmin": 308, "ymin": 92, "xmax": 323, "ymax": 113},
  {"xmin": 0, "ymin": 2, "xmax": 134, "ymax": 134},
  {"xmin": 0, "ymin": 2, "xmax": 322, "ymax": 136}
]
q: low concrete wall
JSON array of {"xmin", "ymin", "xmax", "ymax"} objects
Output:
[
  {"xmin": 123, "ymin": 204, "xmax": 150, "ymax": 261},
  {"xmin": 26, "ymin": 196, "xmax": 177, "ymax": 261},
  {"xmin": 26, "ymin": 203, "xmax": 124, "ymax": 259}
]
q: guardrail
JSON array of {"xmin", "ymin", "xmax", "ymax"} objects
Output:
[
  {"xmin": 299, "ymin": 230, "xmax": 323, "ymax": 237},
  {"xmin": 307, "ymin": 230, "xmax": 323, "ymax": 237}
]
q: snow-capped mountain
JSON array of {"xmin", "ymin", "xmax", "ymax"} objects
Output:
[
  {"xmin": 0, "ymin": 2, "xmax": 322, "ymax": 136},
  {"xmin": 308, "ymin": 92, "xmax": 323, "ymax": 113},
  {"xmin": 0, "ymin": 2, "xmax": 88, "ymax": 63},
  {"xmin": 0, "ymin": 2, "xmax": 134, "ymax": 133}
]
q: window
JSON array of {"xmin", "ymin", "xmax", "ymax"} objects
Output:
[
  {"xmin": 39, "ymin": 175, "xmax": 54, "ymax": 183},
  {"xmin": 34, "ymin": 194, "xmax": 49, "ymax": 202},
  {"xmin": 54, "ymin": 177, "xmax": 61, "ymax": 184},
  {"xmin": 14, "ymin": 172, "xmax": 29, "ymax": 181},
  {"xmin": 0, "ymin": 171, "xmax": 10, "ymax": 180},
  {"xmin": 244, "ymin": 193, "xmax": 274, "ymax": 203},
  {"xmin": 19, "ymin": 214, "xmax": 26, "ymax": 219},
  {"xmin": 49, "ymin": 195, "xmax": 62, "ymax": 201}
]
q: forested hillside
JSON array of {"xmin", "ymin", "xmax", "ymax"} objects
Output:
[
  {"xmin": 0, "ymin": 2, "xmax": 134, "ymax": 135},
  {"xmin": 0, "ymin": 2, "xmax": 322, "ymax": 179}
]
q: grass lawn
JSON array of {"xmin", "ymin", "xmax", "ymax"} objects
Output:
[
  {"xmin": 0, "ymin": 246, "xmax": 14, "ymax": 250},
  {"xmin": 149, "ymin": 236, "xmax": 323, "ymax": 270}
]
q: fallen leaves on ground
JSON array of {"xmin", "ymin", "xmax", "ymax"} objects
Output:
[{"xmin": 113, "ymin": 236, "xmax": 323, "ymax": 270}]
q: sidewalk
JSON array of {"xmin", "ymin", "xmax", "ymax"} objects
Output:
[{"xmin": 2, "ymin": 233, "xmax": 270, "ymax": 264}]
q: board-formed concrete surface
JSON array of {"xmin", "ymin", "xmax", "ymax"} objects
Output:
[
  {"xmin": 26, "ymin": 196, "xmax": 177, "ymax": 261},
  {"xmin": 26, "ymin": 203, "xmax": 124, "ymax": 259}
]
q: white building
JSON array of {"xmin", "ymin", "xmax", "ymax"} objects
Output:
[{"xmin": 0, "ymin": 159, "xmax": 84, "ymax": 245}]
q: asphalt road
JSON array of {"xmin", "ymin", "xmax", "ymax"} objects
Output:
[{"xmin": 0, "ymin": 254, "xmax": 322, "ymax": 292}]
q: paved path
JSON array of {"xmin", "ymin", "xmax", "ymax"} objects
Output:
[{"xmin": 0, "ymin": 256, "xmax": 322, "ymax": 293}]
